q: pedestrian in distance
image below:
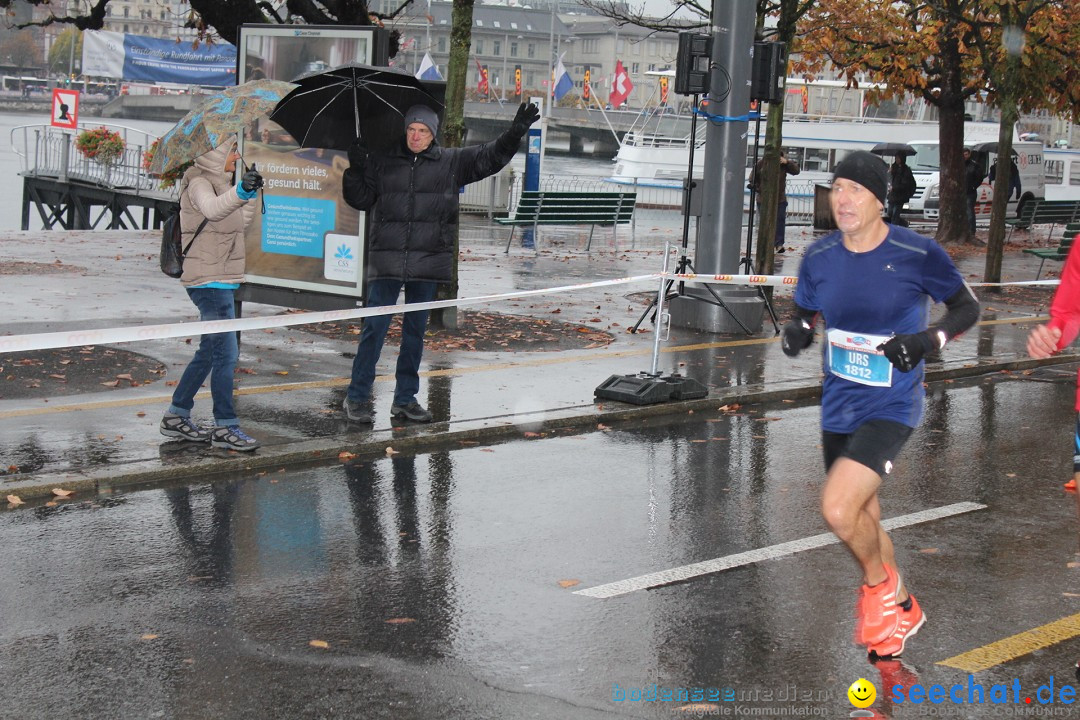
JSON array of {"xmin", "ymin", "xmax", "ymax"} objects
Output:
[
  {"xmin": 159, "ymin": 137, "xmax": 264, "ymax": 452},
  {"xmin": 780, "ymin": 150, "xmax": 979, "ymax": 659},
  {"xmin": 1026, "ymin": 231, "xmax": 1080, "ymax": 492},
  {"xmin": 750, "ymin": 154, "xmax": 800, "ymax": 253},
  {"xmin": 886, "ymin": 154, "xmax": 916, "ymax": 227},
  {"xmin": 340, "ymin": 102, "xmax": 540, "ymax": 425},
  {"xmin": 964, "ymin": 147, "xmax": 985, "ymax": 234},
  {"xmin": 988, "ymin": 156, "xmax": 1022, "ymax": 202}
]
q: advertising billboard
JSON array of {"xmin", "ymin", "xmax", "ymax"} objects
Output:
[{"xmin": 235, "ymin": 25, "xmax": 390, "ymax": 305}]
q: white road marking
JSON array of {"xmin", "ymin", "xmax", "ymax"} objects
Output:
[{"xmin": 574, "ymin": 501, "xmax": 986, "ymax": 599}]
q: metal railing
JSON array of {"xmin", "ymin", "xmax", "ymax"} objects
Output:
[
  {"xmin": 506, "ymin": 174, "xmax": 817, "ymax": 224},
  {"xmin": 9, "ymin": 122, "xmax": 177, "ymax": 198}
]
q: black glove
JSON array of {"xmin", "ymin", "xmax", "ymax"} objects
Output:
[
  {"xmin": 348, "ymin": 138, "xmax": 369, "ymax": 168},
  {"xmin": 510, "ymin": 102, "xmax": 541, "ymax": 137},
  {"xmin": 877, "ymin": 332, "xmax": 935, "ymax": 373},
  {"xmin": 240, "ymin": 169, "xmax": 263, "ymax": 192},
  {"xmin": 781, "ymin": 318, "xmax": 814, "ymax": 357}
]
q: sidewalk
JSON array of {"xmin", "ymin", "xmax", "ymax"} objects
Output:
[{"xmin": 0, "ymin": 222, "xmax": 1072, "ymax": 500}]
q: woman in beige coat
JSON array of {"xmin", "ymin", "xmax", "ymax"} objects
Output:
[{"xmin": 159, "ymin": 137, "xmax": 264, "ymax": 451}]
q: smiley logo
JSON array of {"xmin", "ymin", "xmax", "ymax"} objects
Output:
[{"xmin": 847, "ymin": 678, "xmax": 876, "ymax": 708}]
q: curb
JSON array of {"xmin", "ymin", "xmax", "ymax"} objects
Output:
[{"xmin": 4, "ymin": 352, "xmax": 1077, "ymax": 503}]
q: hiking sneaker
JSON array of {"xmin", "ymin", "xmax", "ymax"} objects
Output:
[
  {"xmin": 868, "ymin": 594, "xmax": 926, "ymax": 659},
  {"xmin": 390, "ymin": 401, "xmax": 433, "ymax": 423},
  {"xmin": 160, "ymin": 414, "xmax": 210, "ymax": 442},
  {"xmin": 343, "ymin": 398, "xmax": 374, "ymax": 424},
  {"xmin": 210, "ymin": 425, "xmax": 260, "ymax": 452},
  {"xmin": 856, "ymin": 564, "xmax": 901, "ymax": 647}
]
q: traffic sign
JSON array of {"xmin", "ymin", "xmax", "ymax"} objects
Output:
[{"xmin": 51, "ymin": 88, "xmax": 79, "ymax": 130}]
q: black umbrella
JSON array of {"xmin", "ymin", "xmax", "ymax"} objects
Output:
[
  {"xmin": 970, "ymin": 141, "xmax": 1018, "ymax": 155},
  {"xmin": 870, "ymin": 142, "xmax": 917, "ymax": 157},
  {"xmin": 269, "ymin": 62, "xmax": 444, "ymax": 152}
]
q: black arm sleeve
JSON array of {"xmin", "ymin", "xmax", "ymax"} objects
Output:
[
  {"xmin": 791, "ymin": 303, "xmax": 817, "ymax": 325},
  {"xmin": 929, "ymin": 284, "xmax": 979, "ymax": 344}
]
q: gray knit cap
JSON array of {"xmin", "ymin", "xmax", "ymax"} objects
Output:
[{"xmin": 403, "ymin": 104, "xmax": 439, "ymax": 137}]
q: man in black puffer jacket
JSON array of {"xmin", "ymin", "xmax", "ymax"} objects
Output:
[{"xmin": 341, "ymin": 102, "xmax": 540, "ymax": 424}]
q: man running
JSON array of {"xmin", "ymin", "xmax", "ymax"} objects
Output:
[{"xmin": 781, "ymin": 151, "xmax": 979, "ymax": 658}]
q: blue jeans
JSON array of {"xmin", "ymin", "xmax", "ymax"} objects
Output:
[
  {"xmin": 168, "ymin": 287, "xmax": 238, "ymax": 425},
  {"xmin": 347, "ymin": 279, "xmax": 438, "ymax": 406}
]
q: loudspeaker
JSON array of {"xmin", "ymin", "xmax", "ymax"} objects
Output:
[
  {"xmin": 675, "ymin": 32, "xmax": 711, "ymax": 96},
  {"xmin": 750, "ymin": 41, "xmax": 787, "ymax": 103}
]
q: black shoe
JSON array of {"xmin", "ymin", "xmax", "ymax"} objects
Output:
[
  {"xmin": 390, "ymin": 401, "xmax": 433, "ymax": 423},
  {"xmin": 343, "ymin": 398, "xmax": 374, "ymax": 423},
  {"xmin": 775, "ymin": 245, "xmax": 786, "ymax": 254}
]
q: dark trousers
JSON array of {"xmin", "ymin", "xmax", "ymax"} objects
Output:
[
  {"xmin": 347, "ymin": 279, "xmax": 438, "ymax": 406},
  {"xmin": 966, "ymin": 191, "xmax": 978, "ymax": 232}
]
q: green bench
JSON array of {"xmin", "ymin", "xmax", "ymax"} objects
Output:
[
  {"xmin": 496, "ymin": 191, "xmax": 636, "ymax": 252},
  {"xmin": 1005, "ymin": 199, "xmax": 1080, "ymax": 242},
  {"xmin": 1022, "ymin": 223, "xmax": 1079, "ymax": 279}
]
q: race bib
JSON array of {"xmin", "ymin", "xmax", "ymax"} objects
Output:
[{"xmin": 826, "ymin": 329, "xmax": 893, "ymax": 387}]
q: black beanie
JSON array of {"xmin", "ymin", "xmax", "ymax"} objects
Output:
[
  {"xmin": 403, "ymin": 104, "xmax": 439, "ymax": 137},
  {"xmin": 832, "ymin": 151, "xmax": 888, "ymax": 205}
]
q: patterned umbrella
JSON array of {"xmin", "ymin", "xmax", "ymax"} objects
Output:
[{"xmin": 148, "ymin": 79, "xmax": 297, "ymax": 176}]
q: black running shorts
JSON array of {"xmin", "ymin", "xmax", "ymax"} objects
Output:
[{"xmin": 822, "ymin": 419, "xmax": 914, "ymax": 477}]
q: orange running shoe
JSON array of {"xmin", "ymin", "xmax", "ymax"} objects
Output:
[
  {"xmin": 872, "ymin": 656, "xmax": 919, "ymax": 698},
  {"xmin": 856, "ymin": 564, "xmax": 901, "ymax": 647},
  {"xmin": 868, "ymin": 594, "xmax": 926, "ymax": 659},
  {"xmin": 1065, "ymin": 478, "xmax": 1077, "ymax": 491}
]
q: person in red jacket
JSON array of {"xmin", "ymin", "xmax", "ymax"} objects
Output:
[{"xmin": 1027, "ymin": 233, "xmax": 1080, "ymax": 490}]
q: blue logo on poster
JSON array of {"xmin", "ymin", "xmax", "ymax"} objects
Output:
[{"xmin": 334, "ymin": 244, "xmax": 353, "ymax": 260}]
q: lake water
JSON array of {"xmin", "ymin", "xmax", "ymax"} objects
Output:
[{"xmin": 0, "ymin": 109, "xmax": 621, "ymax": 233}]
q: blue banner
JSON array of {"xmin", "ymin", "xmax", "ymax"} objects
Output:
[{"xmin": 82, "ymin": 31, "xmax": 236, "ymax": 86}]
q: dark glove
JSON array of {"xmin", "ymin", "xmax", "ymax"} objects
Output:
[
  {"xmin": 780, "ymin": 318, "xmax": 814, "ymax": 357},
  {"xmin": 348, "ymin": 138, "xmax": 369, "ymax": 168},
  {"xmin": 241, "ymin": 169, "xmax": 263, "ymax": 192},
  {"xmin": 510, "ymin": 102, "xmax": 541, "ymax": 137},
  {"xmin": 877, "ymin": 332, "xmax": 935, "ymax": 373}
]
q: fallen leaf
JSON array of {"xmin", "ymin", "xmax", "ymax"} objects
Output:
[
  {"xmin": 480, "ymin": 448, "xmax": 495, "ymax": 453},
  {"xmin": 523, "ymin": 431, "xmax": 542, "ymax": 438},
  {"xmin": 274, "ymin": 371, "xmax": 289, "ymax": 376},
  {"xmin": 48, "ymin": 374, "xmax": 66, "ymax": 380},
  {"xmin": 597, "ymin": 423, "xmax": 611, "ymax": 431},
  {"xmin": 385, "ymin": 447, "xmax": 399, "ymax": 455},
  {"xmin": 1005, "ymin": 473, "xmax": 1017, "ymax": 478},
  {"xmin": 6, "ymin": 494, "xmax": 24, "ymax": 505},
  {"xmin": 385, "ymin": 617, "xmax": 416, "ymax": 624},
  {"xmin": 135, "ymin": 411, "xmax": 146, "ymax": 418},
  {"xmin": 309, "ymin": 639, "xmax": 330, "ymax": 649},
  {"xmin": 338, "ymin": 451, "xmax": 357, "ymax": 461},
  {"xmin": 51, "ymin": 488, "xmax": 74, "ymax": 498},
  {"xmin": 100, "ymin": 380, "xmax": 120, "ymax": 387},
  {"xmin": 141, "ymin": 634, "xmax": 159, "ymax": 640},
  {"xmin": 116, "ymin": 373, "xmax": 133, "ymax": 381},
  {"xmin": 919, "ymin": 548, "xmax": 939, "ymax": 554},
  {"xmin": 1068, "ymin": 562, "xmax": 1080, "ymax": 569},
  {"xmin": 557, "ymin": 579, "xmax": 580, "ymax": 588}
]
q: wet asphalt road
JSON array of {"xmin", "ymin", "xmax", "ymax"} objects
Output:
[{"xmin": 4, "ymin": 368, "xmax": 1080, "ymax": 719}]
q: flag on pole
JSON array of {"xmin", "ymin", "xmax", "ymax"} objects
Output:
[
  {"xmin": 552, "ymin": 53, "xmax": 573, "ymax": 101},
  {"xmin": 475, "ymin": 58, "xmax": 489, "ymax": 96},
  {"xmin": 609, "ymin": 59, "xmax": 634, "ymax": 107},
  {"xmin": 416, "ymin": 52, "xmax": 442, "ymax": 81}
]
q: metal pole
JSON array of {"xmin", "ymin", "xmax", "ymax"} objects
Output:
[
  {"xmin": 546, "ymin": 1, "xmax": 556, "ymax": 116},
  {"xmin": 649, "ymin": 243, "xmax": 673, "ymax": 375}
]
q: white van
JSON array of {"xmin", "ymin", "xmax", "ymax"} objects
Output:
[{"xmin": 909, "ymin": 140, "xmax": 1044, "ymax": 221}]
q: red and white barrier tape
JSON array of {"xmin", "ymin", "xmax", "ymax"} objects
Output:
[{"xmin": 0, "ymin": 271, "xmax": 1058, "ymax": 355}]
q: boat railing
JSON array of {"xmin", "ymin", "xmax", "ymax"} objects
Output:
[{"xmin": 9, "ymin": 122, "xmax": 177, "ymax": 198}]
